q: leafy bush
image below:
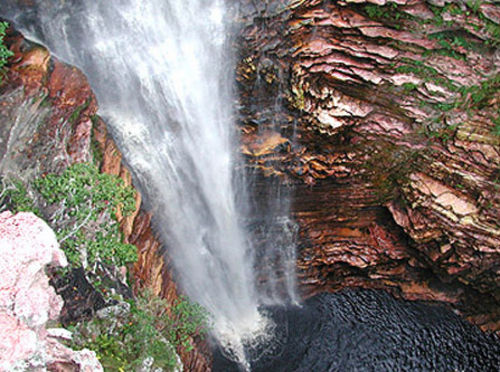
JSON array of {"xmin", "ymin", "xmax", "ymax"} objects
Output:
[
  {"xmin": 35, "ymin": 162, "xmax": 137, "ymax": 268},
  {"xmin": 0, "ymin": 21, "xmax": 13, "ymax": 80},
  {"xmin": 69, "ymin": 290, "xmax": 210, "ymax": 371},
  {"xmin": 0, "ymin": 178, "xmax": 39, "ymax": 214}
]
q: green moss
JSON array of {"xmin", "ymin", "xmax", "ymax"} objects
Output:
[
  {"xmin": 424, "ymin": 125, "xmax": 456, "ymax": 143},
  {"xmin": 395, "ymin": 58, "xmax": 439, "ymax": 77},
  {"xmin": 430, "ymin": 101, "xmax": 459, "ymax": 112},
  {"xmin": 466, "ymin": 0, "xmax": 483, "ymax": 13},
  {"xmin": 364, "ymin": 3, "xmax": 411, "ymax": 22},
  {"xmin": 424, "ymin": 31, "xmax": 487, "ymax": 61},
  {"xmin": 459, "ymin": 74, "xmax": 500, "ymax": 109},
  {"xmin": 68, "ymin": 97, "xmax": 91, "ymax": 124},
  {"xmin": 482, "ymin": 18, "xmax": 500, "ymax": 47},
  {"xmin": 402, "ymin": 82, "xmax": 418, "ymax": 93},
  {"xmin": 427, "ymin": 2, "xmax": 499, "ymax": 47},
  {"xmin": 90, "ymin": 115, "xmax": 104, "ymax": 165},
  {"xmin": 492, "ymin": 116, "xmax": 500, "ymax": 137},
  {"xmin": 394, "ymin": 58, "xmax": 459, "ymax": 94},
  {"xmin": 447, "ymin": 4, "xmax": 464, "ymax": 16}
]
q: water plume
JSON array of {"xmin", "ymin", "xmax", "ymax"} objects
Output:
[{"xmin": 5, "ymin": 0, "xmax": 298, "ymax": 366}]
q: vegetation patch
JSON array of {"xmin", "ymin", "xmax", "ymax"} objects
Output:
[
  {"xmin": 465, "ymin": 1, "xmax": 500, "ymax": 46},
  {"xmin": 90, "ymin": 115, "xmax": 104, "ymax": 165},
  {"xmin": 0, "ymin": 165, "xmax": 211, "ymax": 370},
  {"xmin": 34, "ymin": 162, "xmax": 137, "ymax": 268},
  {"xmin": 1, "ymin": 163, "xmax": 137, "ymax": 270},
  {"xmin": 458, "ymin": 74, "xmax": 500, "ymax": 110},
  {"xmin": 0, "ymin": 178, "xmax": 39, "ymax": 214},
  {"xmin": 362, "ymin": 3, "xmax": 414, "ymax": 30},
  {"xmin": 394, "ymin": 58, "xmax": 459, "ymax": 94},
  {"xmin": 492, "ymin": 116, "xmax": 500, "ymax": 137},
  {"xmin": 68, "ymin": 290, "xmax": 209, "ymax": 371},
  {"xmin": 0, "ymin": 21, "xmax": 13, "ymax": 82},
  {"xmin": 68, "ymin": 97, "xmax": 91, "ymax": 124}
]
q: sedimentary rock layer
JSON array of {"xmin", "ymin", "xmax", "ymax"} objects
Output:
[{"xmin": 237, "ymin": 0, "xmax": 499, "ymax": 333}]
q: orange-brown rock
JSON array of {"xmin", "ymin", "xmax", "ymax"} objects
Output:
[
  {"xmin": 238, "ymin": 0, "xmax": 500, "ymax": 333},
  {"xmin": 1, "ymin": 29, "xmax": 210, "ymax": 370},
  {"xmin": 130, "ymin": 212, "xmax": 211, "ymax": 371}
]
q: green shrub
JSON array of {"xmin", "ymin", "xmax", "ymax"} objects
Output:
[
  {"xmin": 0, "ymin": 21, "xmax": 13, "ymax": 81},
  {"xmin": 69, "ymin": 290, "xmax": 210, "ymax": 371},
  {"xmin": 35, "ymin": 163, "xmax": 137, "ymax": 268},
  {"xmin": 0, "ymin": 178, "xmax": 39, "ymax": 214}
]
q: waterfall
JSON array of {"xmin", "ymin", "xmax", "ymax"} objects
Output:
[{"xmin": 4, "ymin": 0, "xmax": 298, "ymax": 365}]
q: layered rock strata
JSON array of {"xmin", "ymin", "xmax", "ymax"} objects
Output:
[{"xmin": 237, "ymin": 0, "xmax": 500, "ymax": 333}]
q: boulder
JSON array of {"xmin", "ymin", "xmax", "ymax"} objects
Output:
[{"xmin": 0, "ymin": 211, "xmax": 103, "ymax": 371}]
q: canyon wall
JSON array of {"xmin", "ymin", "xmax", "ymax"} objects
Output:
[
  {"xmin": 237, "ymin": 0, "xmax": 499, "ymax": 333},
  {"xmin": 0, "ymin": 2, "xmax": 498, "ymax": 371},
  {"xmin": 0, "ymin": 29, "xmax": 210, "ymax": 371}
]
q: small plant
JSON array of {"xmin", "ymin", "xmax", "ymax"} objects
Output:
[
  {"xmin": 69, "ymin": 290, "xmax": 210, "ymax": 371},
  {"xmin": 492, "ymin": 116, "xmax": 500, "ymax": 137},
  {"xmin": 466, "ymin": 0, "xmax": 483, "ymax": 14},
  {"xmin": 0, "ymin": 178, "xmax": 39, "ymax": 214},
  {"xmin": 402, "ymin": 82, "xmax": 418, "ymax": 93},
  {"xmin": 0, "ymin": 21, "xmax": 13, "ymax": 81},
  {"xmin": 34, "ymin": 163, "xmax": 137, "ymax": 268},
  {"xmin": 459, "ymin": 74, "xmax": 500, "ymax": 109}
]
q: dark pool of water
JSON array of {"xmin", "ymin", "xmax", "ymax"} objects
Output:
[{"xmin": 213, "ymin": 289, "xmax": 499, "ymax": 371}]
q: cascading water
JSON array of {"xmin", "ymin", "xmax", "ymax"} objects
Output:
[{"xmin": 3, "ymin": 0, "xmax": 298, "ymax": 366}]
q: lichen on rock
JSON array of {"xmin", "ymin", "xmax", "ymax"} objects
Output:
[{"xmin": 0, "ymin": 211, "xmax": 102, "ymax": 371}]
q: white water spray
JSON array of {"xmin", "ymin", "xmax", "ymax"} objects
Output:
[{"xmin": 5, "ymin": 0, "xmax": 298, "ymax": 364}]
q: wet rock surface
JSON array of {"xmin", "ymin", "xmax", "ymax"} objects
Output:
[
  {"xmin": 237, "ymin": 0, "xmax": 500, "ymax": 333},
  {"xmin": 213, "ymin": 289, "xmax": 500, "ymax": 372},
  {"xmin": 0, "ymin": 28, "xmax": 211, "ymax": 371}
]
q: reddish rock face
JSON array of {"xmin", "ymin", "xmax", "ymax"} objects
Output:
[
  {"xmin": 237, "ymin": 0, "xmax": 499, "ymax": 333},
  {"xmin": 1, "ymin": 30, "xmax": 211, "ymax": 370},
  {"xmin": 5, "ymin": 30, "xmax": 96, "ymax": 173},
  {"xmin": 2, "ymin": 7, "xmax": 498, "ymax": 370}
]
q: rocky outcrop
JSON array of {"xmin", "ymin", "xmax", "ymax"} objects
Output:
[
  {"xmin": 1, "ymin": 4, "xmax": 498, "ymax": 370},
  {"xmin": 0, "ymin": 211, "xmax": 102, "ymax": 371},
  {"xmin": 237, "ymin": 0, "xmax": 499, "ymax": 333},
  {"xmin": 1, "ymin": 29, "xmax": 210, "ymax": 370}
]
